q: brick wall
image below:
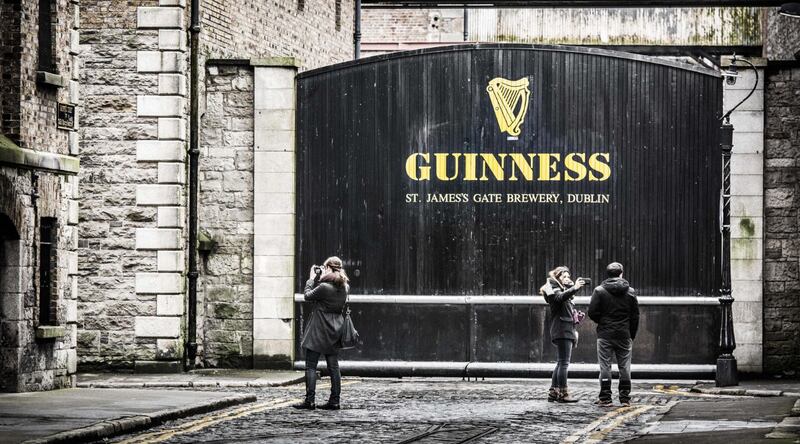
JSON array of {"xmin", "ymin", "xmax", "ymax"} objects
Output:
[
  {"xmin": 198, "ymin": 64, "xmax": 255, "ymax": 367},
  {"xmin": 763, "ymin": 66, "xmax": 800, "ymax": 377},
  {"xmin": 201, "ymin": 0, "xmax": 353, "ymax": 70},
  {"xmin": 362, "ymin": 9, "xmax": 464, "ymax": 43}
]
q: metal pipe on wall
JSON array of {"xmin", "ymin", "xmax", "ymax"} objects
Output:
[
  {"xmin": 463, "ymin": 8, "xmax": 469, "ymax": 41},
  {"xmin": 354, "ymin": 0, "xmax": 362, "ymax": 59},
  {"xmin": 186, "ymin": 0, "xmax": 201, "ymax": 371}
]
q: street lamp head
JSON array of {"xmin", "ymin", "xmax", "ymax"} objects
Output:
[
  {"xmin": 779, "ymin": 3, "xmax": 800, "ymax": 18},
  {"xmin": 721, "ymin": 56, "xmax": 738, "ymax": 86}
]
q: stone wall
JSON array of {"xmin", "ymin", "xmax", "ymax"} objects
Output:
[
  {"xmin": 78, "ymin": 0, "xmax": 188, "ymax": 372},
  {"xmin": 198, "ymin": 64, "xmax": 254, "ymax": 368},
  {"xmin": 362, "ymin": 9, "xmax": 464, "ymax": 43},
  {"xmin": 201, "ymin": 0, "xmax": 353, "ymax": 70},
  {"xmin": 763, "ymin": 65, "xmax": 800, "ymax": 377},
  {"xmin": 0, "ymin": 0, "xmax": 79, "ymax": 391}
]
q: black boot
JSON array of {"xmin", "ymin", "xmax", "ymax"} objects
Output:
[
  {"xmin": 557, "ymin": 386, "xmax": 579, "ymax": 403},
  {"xmin": 293, "ymin": 368, "xmax": 317, "ymax": 410},
  {"xmin": 595, "ymin": 378, "xmax": 612, "ymax": 406},
  {"xmin": 319, "ymin": 400, "xmax": 340, "ymax": 410},
  {"xmin": 547, "ymin": 387, "xmax": 559, "ymax": 402},
  {"xmin": 619, "ymin": 380, "xmax": 632, "ymax": 406}
]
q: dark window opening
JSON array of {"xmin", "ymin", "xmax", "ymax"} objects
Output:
[
  {"xmin": 335, "ymin": 0, "xmax": 342, "ymax": 31},
  {"xmin": 37, "ymin": 0, "xmax": 55, "ymax": 72},
  {"xmin": 298, "ymin": 0, "xmax": 304, "ymax": 12},
  {"xmin": 38, "ymin": 218, "xmax": 57, "ymax": 325}
]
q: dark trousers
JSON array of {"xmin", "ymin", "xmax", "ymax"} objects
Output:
[
  {"xmin": 304, "ymin": 348, "xmax": 341, "ymax": 404},
  {"xmin": 597, "ymin": 338, "xmax": 633, "ymax": 402},
  {"xmin": 551, "ymin": 338, "xmax": 574, "ymax": 388}
]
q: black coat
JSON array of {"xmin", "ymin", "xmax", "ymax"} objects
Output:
[
  {"xmin": 587, "ymin": 277, "xmax": 640, "ymax": 340},
  {"xmin": 300, "ymin": 278, "xmax": 348, "ymax": 354},
  {"xmin": 543, "ymin": 277, "xmax": 579, "ymax": 344}
]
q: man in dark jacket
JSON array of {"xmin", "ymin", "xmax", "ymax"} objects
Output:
[{"xmin": 587, "ymin": 262, "xmax": 640, "ymax": 406}]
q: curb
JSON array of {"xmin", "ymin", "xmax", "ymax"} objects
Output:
[
  {"xmin": 690, "ymin": 386, "xmax": 800, "ymax": 398},
  {"xmin": 22, "ymin": 393, "xmax": 257, "ymax": 444},
  {"xmin": 76, "ymin": 376, "xmax": 305, "ymax": 389}
]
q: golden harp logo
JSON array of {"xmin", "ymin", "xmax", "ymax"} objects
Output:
[{"xmin": 486, "ymin": 77, "xmax": 530, "ymax": 138}]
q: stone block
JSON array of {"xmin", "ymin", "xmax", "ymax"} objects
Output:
[
  {"xmin": 138, "ymin": 95, "xmax": 185, "ymax": 117},
  {"xmin": 254, "ymin": 130, "xmax": 293, "ymax": 151},
  {"xmin": 135, "ymin": 228, "xmax": 182, "ymax": 250},
  {"xmin": 254, "ymin": 214, "xmax": 294, "ymax": 236},
  {"xmin": 137, "ymin": 51, "xmax": 185, "ymax": 73},
  {"xmin": 67, "ymin": 199, "xmax": 79, "ymax": 225},
  {"xmin": 159, "ymin": 74, "xmax": 186, "ymax": 96},
  {"xmin": 731, "ymin": 238, "xmax": 763, "ymax": 260},
  {"xmin": 254, "ymin": 297, "xmax": 294, "ymax": 319},
  {"xmin": 731, "ymin": 259, "xmax": 762, "ymax": 281},
  {"xmin": 254, "ymin": 152, "xmax": 294, "ymax": 173},
  {"xmin": 732, "ymin": 131, "xmax": 763, "ymax": 154},
  {"xmin": 135, "ymin": 316, "xmax": 181, "ymax": 337},
  {"xmin": 157, "ymin": 294, "xmax": 183, "ymax": 316},
  {"xmin": 254, "ymin": 235, "xmax": 294, "ymax": 257},
  {"xmin": 158, "ymin": 250, "xmax": 185, "ymax": 272},
  {"xmin": 156, "ymin": 339, "xmax": 182, "ymax": 360},
  {"xmin": 70, "ymin": 276, "xmax": 78, "ymax": 300},
  {"xmin": 731, "ymin": 174, "xmax": 763, "ymax": 196},
  {"xmin": 158, "ymin": 162, "xmax": 186, "ymax": 184},
  {"xmin": 254, "ymin": 172, "xmax": 294, "ymax": 193},
  {"xmin": 136, "ymin": 272, "xmax": 183, "ymax": 294},
  {"xmin": 67, "ymin": 349, "xmax": 78, "ymax": 374},
  {"xmin": 731, "ymin": 216, "xmax": 762, "ymax": 239},
  {"xmin": 732, "ymin": 279, "xmax": 763, "ymax": 302},
  {"xmin": 733, "ymin": 343, "xmax": 763, "ymax": 372},
  {"xmin": 254, "ymin": 67, "xmax": 296, "ymax": 90},
  {"xmin": 731, "ymin": 153, "xmax": 763, "ymax": 175},
  {"xmin": 137, "ymin": 7, "xmax": 184, "ymax": 29},
  {"xmin": 254, "ymin": 193, "xmax": 294, "ymax": 214},
  {"xmin": 253, "ymin": 318, "xmax": 293, "ymax": 340},
  {"xmin": 253, "ymin": 339, "xmax": 293, "ymax": 357},
  {"xmin": 731, "ymin": 195, "xmax": 763, "ymax": 217},
  {"xmin": 69, "ymin": 30, "xmax": 79, "ymax": 55},
  {"xmin": 134, "ymin": 361, "xmax": 182, "ymax": 373},
  {"xmin": 724, "ymin": 89, "xmax": 764, "ymax": 112},
  {"xmin": 67, "ymin": 251, "xmax": 78, "ymax": 275},
  {"xmin": 65, "ymin": 299, "xmax": 78, "ymax": 323},
  {"xmin": 254, "ymin": 109, "xmax": 294, "ymax": 131},
  {"xmin": 253, "ymin": 277, "xmax": 294, "ymax": 299},
  {"xmin": 157, "ymin": 206, "xmax": 185, "ymax": 228},
  {"xmin": 735, "ymin": 321, "xmax": 763, "ymax": 345},
  {"xmin": 69, "ymin": 132, "xmax": 79, "ymax": 155},
  {"xmin": 254, "ymin": 88, "xmax": 294, "ymax": 110},
  {"xmin": 137, "ymin": 184, "xmax": 182, "ymax": 205},
  {"xmin": 69, "ymin": 80, "xmax": 80, "ymax": 104},
  {"xmin": 0, "ymin": 294, "xmax": 23, "ymax": 320},
  {"xmin": 159, "ymin": 29, "xmax": 186, "ymax": 51},
  {"xmin": 137, "ymin": 140, "xmax": 186, "ymax": 162},
  {"xmin": 730, "ymin": 111, "xmax": 764, "ymax": 133},
  {"xmin": 158, "ymin": 118, "xmax": 186, "ymax": 140},
  {"xmin": 733, "ymin": 301, "xmax": 762, "ymax": 324},
  {"xmin": 765, "ymin": 187, "xmax": 794, "ymax": 208},
  {"xmin": 253, "ymin": 255, "xmax": 293, "ymax": 277},
  {"xmin": 159, "ymin": 0, "xmax": 186, "ymax": 6}
]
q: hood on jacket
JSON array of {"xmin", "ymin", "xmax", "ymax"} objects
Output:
[{"xmin": 602, "ymin": 277, "xmax": 630, "ymax": 296}]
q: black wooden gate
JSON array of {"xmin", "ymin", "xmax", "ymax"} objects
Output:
[{"xmin": 295, "ymin": 44, "xmax": 722, "ymax": 369}]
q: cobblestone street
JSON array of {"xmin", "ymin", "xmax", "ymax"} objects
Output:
[{"xmin": 101, "ymin": 378, "xmax": 712, "ymax": 444}]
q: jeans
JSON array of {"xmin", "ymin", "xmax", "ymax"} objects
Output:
[
  {"xmin": 597, "ymin": 338, "xmax": 633, "ymax": 402},
  {"xmin": 304, "ymin": 348, "xmax": 341, "ymax": 404},
  {"xmin": 551, "ymin": 338, "xmax": 574, "ymax": 388}
]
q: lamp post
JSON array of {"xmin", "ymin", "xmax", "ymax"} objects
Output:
[{"xmin": 716, "ymin": 121, "xmax": 738, "ymax": 387}]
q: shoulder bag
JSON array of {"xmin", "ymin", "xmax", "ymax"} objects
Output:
[{"xmin": 339, "ymin": 294, "xmax": 360, "ymax": 349}]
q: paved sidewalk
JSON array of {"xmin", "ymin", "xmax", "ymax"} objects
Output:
[
  {"xmin": 0, "ymin": 388, "xmax": 255, "ymax": 444},
  {"xmin": 77, "ymin": 369, "xmax": 304, "ymax": 388},
  {"xmin": 692, "ymin": 379, "xmax": 800, "ymax": 399}
]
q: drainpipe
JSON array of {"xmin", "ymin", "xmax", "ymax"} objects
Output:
[
  {"xmin": 186, "ymin": 0, "xmax": 200, "ymax": 371},
  {"xmin": 354, "ymin": 0, "xmax": 361, "ymax": 59},
  {"xmin": 463, "ymin": 8, "xmax": 468, "ymax": 41}
]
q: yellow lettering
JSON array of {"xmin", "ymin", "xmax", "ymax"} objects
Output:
[
  {"xmin": 463, "ymin": 154, "xmax": 479, "ymax": 181},
  {"xmin": 589, "ymin": 153, "xmax": 611, "ymax": 181},
  {"xmin": 480, "ymin": 154, "xmax": 507, "ymax": 181},
  {"xmin": 405, "ymin": 153, "xmax": 431, "ymax": 181},
  {"xmin": 564, "ymin": 153, "xmax": 587, "ymax": 181},
  {"xmin": 508, "ymin": 153, "xmax": 535, "ymax": 181},
  {"xmin": 538, "ymin": 153, "xmax": 561, "ymax": 181},
  {"xmin": 434, "ymin": 153, "xmax": 461, "ymax": 181}
]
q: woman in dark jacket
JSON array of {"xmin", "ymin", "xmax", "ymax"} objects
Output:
[
  {"xmin": 541, "ymin": 266, "xmax": 586, "ymax": 403},
  {"xmin": 293, "ymin": 256, "xmax": 349, "ymax": 411}
]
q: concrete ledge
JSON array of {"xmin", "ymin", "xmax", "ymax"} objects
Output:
[
  {"xmin": 249, "ymin": 57, "xmax": 302, "ymax": 68},
  {"xmin": 35, "ymin": 326, "xmax": 65, "ymax": 339},
  {"xmin": 0, "ymin": 135, "xmax": 79, "ymax": 175},
  {"xmin": 23, "ymin": 394, "xmax": 256, "ymax": 444},
  {"xmin": 77, "ymin": 377, "xmax": 304, "ymax": 389},
  {"xmin": 691, "ymin": 385, "xmax": 798, "ymax": 397}
]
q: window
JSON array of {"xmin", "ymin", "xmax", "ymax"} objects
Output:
[
  {"xmin": 37, "ymin": 0, "xmax": 55, "ymax": 72},
  {"xmin": 38, "ymin": 218, "xmax": 57, "ymax": 325},
  {"xmin": 297, "ymin": 0, "xmax": 304, "ymax": 12},
  {"xmin": 335, "ymin": 0, "xmax": 342, "ymax": 31}
]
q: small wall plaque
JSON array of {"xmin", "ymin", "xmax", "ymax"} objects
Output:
[{"xmin": 57, "ymin": 103, "xmax": 75, "ymax": 130}]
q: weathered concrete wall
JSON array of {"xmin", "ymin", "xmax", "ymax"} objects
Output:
[
  {"xmin": 763, "ymin": 66, "xmax": 800, "ymax": 377},
  {"xmin": 764, "ymin": 8, "xmax": 800, "ymax": 62},
  {"xmin": 198, "ymin": 64, "xmax": 255, "ymax": 368}
]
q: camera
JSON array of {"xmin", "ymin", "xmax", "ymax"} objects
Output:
[
  {"xmin": 313, "ymin": 265, "xmax": 323, "ymax": 276},
  {"xmin": 579, "ymin": 277, "xmax": 592, "ymax": 285}
]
